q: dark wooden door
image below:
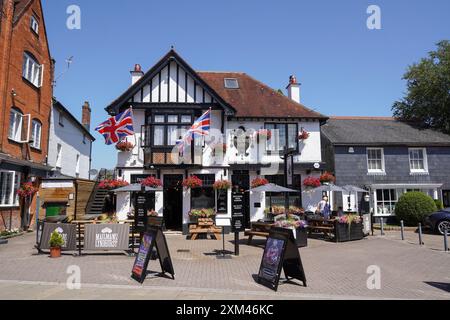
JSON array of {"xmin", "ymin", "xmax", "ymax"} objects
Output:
[{"xmin": 163, "ymin": 175, "xmax": 184, "ymax": 230}]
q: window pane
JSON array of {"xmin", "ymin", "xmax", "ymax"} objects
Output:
[
  {"xmin": 278, "ymin": 124, "xmax": 286, "ymax": 150},
  {"xmin": 167, "ymin": 115, "xmax": 178, "ymax": 123},
  {"xmin": 288, "ymin": 124, "xmax": 297, "ymax": 149},
  {"xmin": 167, "ymin": 126, "xmax": 179, "ymax": 146},
  {"xmin": 154, "ymin": 115, "xmax": 165, "ymax": 123},
  {"xmin": 153, "ymin": 126, "xmax": 165, "ymax": 145},
  {"xmin": 13, "ymin": 173, "xmax": 20, "ymax": 205},
  {"xmin": 181, "ymin": 115, "xmax": 191, "ymax": 123},
  {"xmin": 265, "ymin": 124, "xmax": 276, "ymax": 151},
  {"xmin": 8, "ymin": 111, "xmax": 15, "ymax": 139}
]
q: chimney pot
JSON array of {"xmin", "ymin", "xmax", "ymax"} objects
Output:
[
  {"xmin": 82, "ymin": 101, "xmax": 91, "ymax": 131},
  {"xmin": 286, "ymin": 75, "xmax": 301, "ymax": 104},
  {"xmin": 130, "ymin": 64, "xmax": 144, "ymax": 85}
]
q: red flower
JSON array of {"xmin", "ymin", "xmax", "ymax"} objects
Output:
[
  {"xmin": 319, "ymin": 172, "xmax": 336, "ymax": 184},
  {"xmin": 115, "ymin": 141, "xmax": 134, "ymax": 152},
  {"xmin": 256, "ymin": 129, "xmax": 272, "ymax": 141},
  {"xmin": 98, "ymin": 179, "xmax": 129, "ymax": 190},
  {"xmin": 141, "ymin": 176, "xmax": 162, "ymax": 188},
  {"xmin": 17, "ymin": 182, "xmax": 38, "ymax": 199},
  {"xmin": 182, "ymin": 176, "xmax": 203, "ymax": 189},
  {"xmin": 298, "ymin": 130, "xmax": 310, "ymax": 141},
  {"xmin": 303, "ymin": 176, "xmax": 321, "ymax": 188},
  {"xmin": 213, "ymin": 180, "xmax": 231, "ymax": 190},
  {"xmin": 251, "ymin": 177, "xmax": 269, "ymax": 188}
]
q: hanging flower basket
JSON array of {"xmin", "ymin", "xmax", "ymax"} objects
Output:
[
  {"xmin": 98, "ymin": 179, "xmax": 129, "ymax": 190},
  {"xmin": 319, "ymin": 172, "xmax": 336, "ymax": 184},
  {"xmin": 303, "ymin": 176, "xmax": 321, "ymax": 189},
  {"xmin": 251, "ymin": 177, "xmax": 269, "ymax": 189},
  {"xmin": 256, "ymin": 129, "xmax": 272, "ymax": 142},
  {"xmin": 17, "ymin": 182, "xmax": 38, "ymax": 199},
  {"xmin": 115, "ymin": 141, "xmax": 134, "ymax": 152},
  {"xmin": 141, "ymin": 176, "xmax": 163, "ymax": 188},
  {"xmin": 213, "ymin": 180, "xmax": 231, "ymax": 190},
  {"xmin": 298, "ymin": 130, "xmax": 310, "ymax": 141},
  {"xmin": 182, "ymin": 175, "xmax": 203, "ymax": 189}
]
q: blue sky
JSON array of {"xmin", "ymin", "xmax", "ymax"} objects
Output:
[{"xmin": 41, "ymin": 0, "xmax": 450, "ymax": 170}]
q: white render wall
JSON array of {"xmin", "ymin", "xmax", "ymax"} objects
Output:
[{"xmin": 47, "ymin": 107, "xmax": 93, "ymax": 179}]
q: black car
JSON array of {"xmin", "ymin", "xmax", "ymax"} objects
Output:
[{"xmin": 425, "ymin": 208, "xmax": 450, "ymax": 235}]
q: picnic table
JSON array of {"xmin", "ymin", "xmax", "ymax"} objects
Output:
[
  {"xmin": 244, "ymin": 221, "xmax": 274, "ymax": 245},
  {"xmin": 307, "ymin": 216, "xmax": 335, "ymax": 239},
  {"xmin": 189, "ymin": 218, "xmax": 222, "ymax": 240}
]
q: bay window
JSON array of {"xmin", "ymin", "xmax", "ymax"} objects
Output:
[
  {"xmin": 265, "ymin": 123, "xmax": 299, "ymax": 153},
  {"xmin": 149, "ymin": 113, "xmax": 192, "ymax": 147},
  {"xmin": 0, "ymin": 171, "xmax": 20, "ymax": 207},
  {"xmin": 22, "ymin": 52, "xmax": 42, "ymax": 87}
]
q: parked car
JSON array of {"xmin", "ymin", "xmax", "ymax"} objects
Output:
[{"xmin": 425, "ymin": 208, "xmax": 450, "ymax": 235}]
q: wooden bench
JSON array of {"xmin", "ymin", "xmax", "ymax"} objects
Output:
[
  {"xmin": 189, "ymin": 227, "xmax": 222, "ymax": 240},
  {"xmin": 244, "ymin": 230, "xmax": 270, "ymax": 245}
]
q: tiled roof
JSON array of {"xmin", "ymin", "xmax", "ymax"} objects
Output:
[
  {"xmin": 197, "ymin": 71, "xmax": 326, "ymax": 119},
  {"xmin": 322, "ymin": 117, "xmax": 450, "ymax": 146}
]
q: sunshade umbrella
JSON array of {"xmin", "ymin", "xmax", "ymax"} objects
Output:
[{"xmin": 248, "ymin": 183, "xmax": 299, "ymax": 218}]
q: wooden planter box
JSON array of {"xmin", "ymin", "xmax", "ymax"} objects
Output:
[{"xmin": 334, "ymin": 222, "xmax": 364, "ymax": 242}]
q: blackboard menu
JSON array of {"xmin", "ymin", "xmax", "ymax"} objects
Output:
[
  {"xmin": 232, "ymin": 192, "xmax": 244, "ymax": 216},
  {"xmin": 216, "ymin": 190, "xmax": 228, "ymax": 214},
  {"xmin": 134, "ymin": 192, "xmax": 148, "ymax": 232},
  {"xmin": 131, "ymin": 232, "xmax": 155, "ymax": 283},
  {"xmin": 231, "ymin": 215, "xmax": 245, "ymax": 232}
]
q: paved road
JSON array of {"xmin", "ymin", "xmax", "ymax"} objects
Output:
[{"xmin": 0, "ymin": 231, "xmax": 449, "ymax": 300}]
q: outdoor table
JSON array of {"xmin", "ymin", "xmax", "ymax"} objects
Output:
[
  {"xmin": 307, "ymin": 216, "xmax": 335, "ymax": 239},
  {"xmin": 244, "ymin": 221, "xmax": 274, "ymax": 245},
  {"xmin": 189, "ymin": 218, "xmax": 222, "ymax": 240}
]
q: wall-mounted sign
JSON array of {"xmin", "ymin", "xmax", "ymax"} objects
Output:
[
  {"xmin": 84, "ymin": 224, "xmax": 130, "ymax": 251},
  {"xmin": 37, "ymin": 223, "xmax": 77, "ymax": 251},
  {"xmin": 232, "ymin": 192, "xmax": 244, "ymax": 216},
  {"xmin": 313, "ymin": 163, "xmax": 321, "ymax": 169},
  {"xmin": 216, "ymin": 190, "xmax": 228, "ymax": 214}
]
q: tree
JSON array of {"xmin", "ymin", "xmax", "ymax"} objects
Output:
[{"xmin": 392, "ymin": 40, "xmax": 450, "ymax": 135}]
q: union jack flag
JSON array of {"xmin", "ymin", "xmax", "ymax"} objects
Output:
[
  {"xmin": 176, "ymin": 109, "xmax": 211, "ymax": 155},
  {"xmin": 95, "ymin": 108, "xmax": 134, "ymax": 145}
]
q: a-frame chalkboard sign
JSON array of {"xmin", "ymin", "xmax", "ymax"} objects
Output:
[
  {"xmin": 257, "ymin": 227, "xmax": 307, "ymax": 291},
  {"xmin": 131, "ymin": 225, "xmax": 175, "ymax": 283}
]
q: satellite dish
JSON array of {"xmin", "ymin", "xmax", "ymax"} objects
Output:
[{"xmin": 89, "ymin": 169, "xmax": 99, "ymax": 176}]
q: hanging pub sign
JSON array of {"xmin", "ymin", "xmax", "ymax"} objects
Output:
[
  {"xmin": 84, "ymin": 224, "xmax": 130, "ymax": 251},
  {"xmin": 134, "ymin": 192, "xmax": 148, "ymax": 232},
  {"xmin": 131, "ymin": 225, "xmax": 175, "ymax": 283},
  {"xmin": 37, "ymin": 222, "xmax": 77, "ymax": 251},
  {"xmin": 216, "ymin": 190, "xmax": 228, "ymax": 214},
  {"xmin": 257, "ymin": 227, "xmax": 307, "ymax": 291}
]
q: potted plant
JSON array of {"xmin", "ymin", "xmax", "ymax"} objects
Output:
[
  {"xmin": 303, "ymin": 176, "xmax": 321, "ymax": 189},
  {"xmin": 182, "ymin": 175, "xmax": 203, "ymax": 189},
  {"xmin": 274, "ymin": 216, "xmax": 309, "ymax": 247},
  {"xmin": 115, "ymin": 141, "xmax": 134, "ymax": 152},
  {"xmin": 334, "ymin": 214, "xmax": 364, "ymax": 242},
  {"xmin": 48, "ymin": 230, "xmax": 65, "ymax": 258},
  {"xmin": 319, "ymin": 172, "xmax": 336, "ymax": 185},
  {"xmin": 17, "ymin": 182, "xmax": 38, "ymax": 199},
  {"xmin": 298, "ymin": 129, "xmax": 310, "ymax": 141},
  {"xmin": 141, "ymin": 176, "xmax": 163, "ymax": 188},
  {"xmin": 251, "ymin": 177, "xmax": 269, "ymax": 189},
  {"xmin": 255, "ymin": 129, "xmax": 272, "ymax": 143}
]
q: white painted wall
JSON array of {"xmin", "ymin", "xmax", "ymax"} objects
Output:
[{"xmin": 47, "ymin": 106, "xmax": 93, "ymax": 179}]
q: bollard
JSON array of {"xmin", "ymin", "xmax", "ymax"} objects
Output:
[
  {"xmin": 380, "ymin": 218, "xmax": 385, "ymax": 236},
  {"xmin": 400, "ymin": 220, "xmax": 405, "ymax": 241},
  {"xmin": 444, "ymin": 228, "xmax": 448, "ymax": 252},
  {"xmin": 418, "ymin": 223, "xmax": 423, "ymax": 245}
]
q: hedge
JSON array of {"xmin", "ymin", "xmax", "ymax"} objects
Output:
[{"xmin": 395, "ymin": 192, "xmax": 437, "ymax": 226}]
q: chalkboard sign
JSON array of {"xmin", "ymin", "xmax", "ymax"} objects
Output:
[
  {"xmin": 232, "ymin": 192, "xmax": 244, "ymax": 216},
  {"xmin": 131, "ymin": 226, "xmax": 175, "ymax": 283},
  {"xmin": 216, "ymin": 190, "xmax": 228, "ymax": 214},
  {"xmin": 231, "ymin": 215, "xmax": 245, "ymax": 232},
  {"xmin": 257, "ymin": 227, "xmax": 307, "ymax": 291},
  {"xmin": 134, "ymin": 192, "xmax": 148, "ymax": 232}
]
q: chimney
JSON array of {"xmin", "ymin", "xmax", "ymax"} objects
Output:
[
  {"xmin": 286, "ymin": 75, "xmax": 301, "ymax": 104},
  {"xmin": 130, "ymin": 64, "xmax": 144, "ymax": 85},
  {"xmin": 82, "ymin": 101, "xmax": 91, "ymax": 131}
]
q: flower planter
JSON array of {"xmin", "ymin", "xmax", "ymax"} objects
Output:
[
  {"xmin": 50, "ymin": 247, "xmax": 61, "ymax": 258},
  {"xmin": 334, "ymin": 221, "xmax": 364, "ymax": 242},
  {"xmin": 294, "ymin": 228, "xmax": 308, "ymax": 248}
]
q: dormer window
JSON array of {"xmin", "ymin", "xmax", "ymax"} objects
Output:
[
  {"xmin": 30, "ymin": 15, "xmax": 39, "ymax": 34},
  {"xmin": 224, "ymin": 78, "xmax": 239, "ymax": 89}
]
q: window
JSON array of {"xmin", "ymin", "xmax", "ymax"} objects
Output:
[
  {"xmin": 376, "ymin": 189, "xmax": 399, "ymax": 215},
  {"xmin": 0, "ymin": 171, "xmax": 20, "ymax": 207},
  {"xmin": 83, "ymin": 135, "xmax": 86, "ymax": 144},
  {"xmin": 191, "ymin": 174, "xmax": 216, "ymax": 210},
  {"xmin": 75, "ymin": 154, "xmax": 80, "ymax": 176},
  {"xmin": 265, "ymin": 175, "xmax": 302, "ymax": 208},
  {"xmin": 367, "ymin": 148, "xmax": 385, "ymax": 173},
  {"xmin": 224, "ymin": 78, "xmax": 239, "ymax": 89},
  {"xmin": 409, "ymin": 148, "xmax": 428, "ymax": 173},
  {"xmin": 30, "ymin": 15, "xmax": 39, "ymax": 34},
  {"xmin": 264, "ymin": 123, "xmax": 298, "ymax": 153},
  {"xmin": 22, "ymin": 52, "xmax": 42, "ymax": 87},
  {"xmin": 56, "ymin": 144, "xmax": 62, "ymax": 168},
  {"xmin": 58, "ymin": 111, "xmax": 64, "ymax": 126},
  {"xmin": 148, "ymin": 114, "xmax": 192, "ymax": 147},
  {"xmin": 8, "ymin": 109, "xmax": 23, "ymax": 142},
  {"xmin": 31, "ymin": 120, "xmax": 41, "ymax": 149}
]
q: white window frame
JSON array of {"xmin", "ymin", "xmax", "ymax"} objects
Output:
[
  {"xmin": 8, "ymin": 109, "xmax": 31, "ymax": 143},
  {"xmin": 374, "ymin": 188, "xmax": 400, "ymax": 216},
  {"xmin": 367, "ymin": 148, "xmax": 385, "ymax": 173},
  {"xmin": 22, "ymin": 52, "xmax": 42, "ymax": 88},
  {"xmin": 31, "ymin": 120, "xmax": 42, "ymax": 149},
  {"xmin": 75, "ymin": 154, "xmax": 80, "ymax": 175},
  {"xmin": 56, "ymin": 144, "xmax": 62, "ymax": 169},
  {"xmin": 409, "ymin": 148, "xmax": 428, "ymax": 173},
  {"xmin": 0, "ymin": 170, "xmax": 21, "ymax": 207},
  {"xmin": 30, "ymin": 15, "xmax": 39, "ymax": 34}
]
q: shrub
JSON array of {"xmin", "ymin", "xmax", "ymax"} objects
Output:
[
  {"xmin": 49, "ymin": 230, "xmax": 65, "ymax": 248},
  {"xmin": 434, "ymin": 199, "xmax": 444, "ymax": 210},
  {"xmin": 395, "ymin": 192, "xmax": 437, "ymax": 226}
]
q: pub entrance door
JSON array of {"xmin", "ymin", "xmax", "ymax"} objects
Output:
[
  {"xmin": 231, "ymin": 171, "xmax": 251, "ymax": 228},
  {"xmin": 443, "ymin": 190, "xmax": 450, "ymax": 208},
  {"xmin": 163, "ymin": 175, "xmax": 183, "ymax": 230}
]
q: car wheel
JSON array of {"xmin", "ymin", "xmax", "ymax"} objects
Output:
[{"xmin": 436, "ymin": 220, "xmax": 450, "ymax": 235}]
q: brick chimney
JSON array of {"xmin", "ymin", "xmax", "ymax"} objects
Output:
[
  {"xmin": 82, "ymin": 101, "xmax": 91, "ymax": 131},
  {"xmin": 130, "ymin": 64, "xmax": 144, "ymax": 85},
  {"xmin": 286, "ymin": 75, "xmax": 301, "ymax": 104}
]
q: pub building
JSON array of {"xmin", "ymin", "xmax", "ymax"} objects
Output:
[{"xmin": 107, "ymin": 50, "xmax": 327, "ymax": 234}]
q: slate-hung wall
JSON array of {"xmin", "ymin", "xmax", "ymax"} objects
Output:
[{"xmin": 334, "ymin": 146, "xmax": 450, "ymax": 189}]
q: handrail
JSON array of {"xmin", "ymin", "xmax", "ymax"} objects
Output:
[{"xmin": 85, "ymin": 168, "xmax": 107, "ymax": 214}]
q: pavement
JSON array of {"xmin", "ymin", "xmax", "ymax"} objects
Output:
[{"xmin": 0, "ymin": 230, "xmax": 449, "ymax": 300}]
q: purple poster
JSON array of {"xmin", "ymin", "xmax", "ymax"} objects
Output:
[{"xmin": 132, "ymin": 233, "xmax": 153, "ymax": 278}]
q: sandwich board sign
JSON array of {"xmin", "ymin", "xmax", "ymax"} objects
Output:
[
  {"xmin": 257, "ymin": 227, "xmax": 307, "ymax": 291},
  {"xmin": 131, "ymin": 225, "xmax": 175, "ymax": 283}
]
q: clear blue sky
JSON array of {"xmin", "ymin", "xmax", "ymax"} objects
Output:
[{"xmin": 41, "ymin": 0, "xmax": 450, "ymax": 170}]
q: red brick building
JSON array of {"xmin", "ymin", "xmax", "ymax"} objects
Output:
[{"xmin": 0, "ymin": 0, "xmax": 53, "ymax": 231}]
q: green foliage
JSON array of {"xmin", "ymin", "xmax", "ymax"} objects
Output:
[
  {"xmin": 49, "ymin": 230, "xmax": 65, "ymax": 248},
  {"xmin": 395, "ymin": 192, "xmax": 437, "ymax": 226},
  {"xmin": 392, "ymin": 40, "xmax": 450, "ymax": 135},
  {"xmin": 434, "ymin": 199, "xmax": 444, "ymax": 210}
]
